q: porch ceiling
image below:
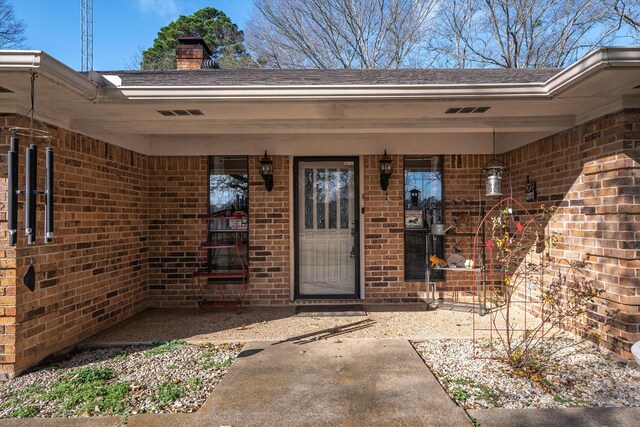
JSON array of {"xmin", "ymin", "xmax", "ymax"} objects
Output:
[{"xmin": 1, "ymin": 48, "xmax": 639, "ymax": 156}]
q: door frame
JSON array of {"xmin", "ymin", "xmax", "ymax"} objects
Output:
[{"xmin": 293, "ymin": 156, "xmax": 361, "ymax": 300}]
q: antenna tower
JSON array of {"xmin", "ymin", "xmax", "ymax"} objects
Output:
[{"xmin": 80, "ymin": 0, "xmax": 93, "ymax": 71}]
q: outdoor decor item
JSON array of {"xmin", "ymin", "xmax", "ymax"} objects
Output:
[
  {"xmin": 429, "ymin": 254, "xmax": 448, "ymax": 268},
  {"xmin": 23, "ymin": 261, "xmax": 36, "ymax": 292},
  {"xmin": 482, "ymin": 130, "xmax": 509, "ymax": 197},
  {"xmin": 409, "ymin": 187, "xmax": 421, "ymax": 206},
  {"xmin": 525, "ymin": 175, "xmax": 537, "ymax": 202},
  {"xmin": 7, "ymin": 72, "xmax": 55, "ymax": 247},
  {"xmin": 446, "ymin": 252, "xmax": 466, "ymax": 268},
  {"xmin": 405, "ymin": 209, "xmax": 423, "ymax": 228},
  {"xmin": 632, "ymin": 341, "xmax": 640, "ymax": 365}
]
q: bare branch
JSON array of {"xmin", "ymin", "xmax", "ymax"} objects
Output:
[
  {"xmin": 0, "ymin": 0, "xmax": 26, "ymax": 49},
  {"xmin": 246, "ymin": 0, "xmax": 437, "ymax": 69}
]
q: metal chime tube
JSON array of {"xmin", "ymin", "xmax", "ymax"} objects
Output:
[
  {"xmin": 45, "ymin": 147, "xmax": 54, "ymax": 243},
  {"xmin": 25, "ymin": 144, "xmax": 37, "ymax": 245},
  {"xmin": 8, "ymin": 137, "xmax": 19, "ymax": 246}
]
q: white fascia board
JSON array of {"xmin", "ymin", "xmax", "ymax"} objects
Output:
[
  {"xmin": 117, "ymin": 83, "xmax": 547, "ymax": 100},
  {"xmin": 0, "ymin": 50, "xmax": 98, "ymax": 99}
]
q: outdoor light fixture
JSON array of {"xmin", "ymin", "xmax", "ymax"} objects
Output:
[
  {"xmin": 482, "ymin": 131, "xmax": 509, "ymax": 196},
  {"xmin": 379, "ymin": 150, "xmax": 393, "ymax": 191},
  {"xmin": 259, "ymin": 150, "xmax": 274, "ymax": 192}
]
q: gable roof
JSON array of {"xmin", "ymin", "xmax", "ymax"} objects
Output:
[{"xmin": 103, "ymin": 68, "xmax": 562, "ymax": 87}]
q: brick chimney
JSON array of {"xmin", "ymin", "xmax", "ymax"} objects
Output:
[{"xmin": 175, "ymin": 37, "xmax": 213, "ymax": 70}]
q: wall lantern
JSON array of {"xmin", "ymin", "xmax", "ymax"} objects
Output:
[
  {"xmin": 410, "ymin": 188, "xmax": 421, "ymax": 206},
  {"xmin": 482, "ymin": 131, "xmax": 509, "ymax": 196},
  {"xmin": 259, "ymin": 150, "xmax": 274, "ymax": 192},
  {"xmin": 379, "ymin": 150, "xmax": 393, "ymax": 191}
]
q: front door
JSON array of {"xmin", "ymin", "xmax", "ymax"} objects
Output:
[{"xmin": 294, "ymin": 158, "xmax": 359, "ymax": 299}]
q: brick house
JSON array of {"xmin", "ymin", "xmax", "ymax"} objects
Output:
[{"xmin": 0, "ymin": 40, "xmax": 639, "ymax": 379}]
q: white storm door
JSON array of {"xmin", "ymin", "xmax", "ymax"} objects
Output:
[{"xmin": 296, "ymin": 160, "xmax": 358, "ymax": 297}]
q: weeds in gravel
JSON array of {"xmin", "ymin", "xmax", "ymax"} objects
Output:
[
  {"xmin": 7, "ymin": 406, "xmax": 39, "ymax": 418},
  {"xmin": 45, "ymin": 367, "xmax": 130, "ymax": 415},
  {"xmin": 552, "ymin": 394, "xmax": 585, "ymax": 406},
  {"xmin": 445, "ymin": 377, "xmax": 501, "ymax": 408},
  {"xmin": 111, "ymin": 352, "xmax": 129, "ymax": 362},
  {"xmin": 0, "ymin": 343, "xmax": 241, "ymax": 419},
  {"xmin": 187, "ymin": 377, "xmax": 204, "ymax": 391},
  {"xmin": 146, "ymin": 340, "xmax": 186, "ymax": 355},
  {"xmin": 202, "ymin": 357, "xmax": 233, "ymax": 370},
  {"xmin": 156, "ymin": 381, "xmax": 185, "ymax": 407}
]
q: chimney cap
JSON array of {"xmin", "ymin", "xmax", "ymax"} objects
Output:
[{"xmin": 177, "ymin": 37, "xmax": 213, "ymax": 56}]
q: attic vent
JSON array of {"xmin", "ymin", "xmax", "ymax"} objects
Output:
[
  {"xmin": 445, "ymin": 106, "xmax": 491, "ymax": 114},
  {"xmin": 0, "ymin": 86, "xmax": 14, "ymax": 93},
  {"xmin": 156, "ymin": 109, "xmax": 204, "ymax": 117}
]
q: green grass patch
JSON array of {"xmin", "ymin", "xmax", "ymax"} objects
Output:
[
  {"xmin": 201, "ymin": 357, "xmax": 233, "ymax": 370},
  {"xmin": 553, "ymin": 394, "xmax": 585, "ymax": 406},
  {"xmin": 7, "ymin": 405, "xmax": 40, "ymax": 418},
  {"xmin": 146, "ymin": 340, "xmax": 186, "ymax": 356},
  {"xmin": 446, "ymin": 377, "xmax": 501, "ymax": 407},
  {"xmin": 44, "ymin": 366, "xmax": 130, "ymax": 415},
  {"xmin": 0, "ymin": 384, "xmax": 45, "ymax": 410},
  {"xmin": 111, "ymin": 352, "xmax": 129, "ymax": 362},
  {"xmin": 155, "ymin": 381, "xmax": 184, "ymax": 407},
  {"xmin": 186, "ymin": 377, "xmax": 203, "ymax": 391}
]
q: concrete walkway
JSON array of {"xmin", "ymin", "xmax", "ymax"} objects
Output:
[
  {"xmin": 128, "ymin": 338, "xmax": 471, "ymax": 426},
  {"xmin": 3, "ymin": 338, "xmax": 639, "ymax": 426}
]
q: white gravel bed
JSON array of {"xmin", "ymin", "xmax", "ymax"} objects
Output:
[
  {"xmin": 0, "ymin": 342, "xmax": 242, "ymax": 418},
  {"xmin": 413, "ymin": 339, "xmax": 640, "ymax": 409}
]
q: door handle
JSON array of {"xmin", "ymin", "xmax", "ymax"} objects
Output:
[{"xmin": 351, "ymin": 219, "xmax": 358, "ymax": 236}]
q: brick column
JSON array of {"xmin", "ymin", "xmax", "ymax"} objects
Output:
[{"xmin": 248, "ymin": 155, "xmax": 291, "ymax": 304}]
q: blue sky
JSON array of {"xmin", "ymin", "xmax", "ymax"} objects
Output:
[{"xmin": 12, "ymin": 0, "xmax": 253, "ymax": 71}]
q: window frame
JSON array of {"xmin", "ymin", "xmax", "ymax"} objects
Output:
[
  {"xmin": 206, "ymin": 155, "xmax": 249, "ymax": 279},
  {"xmin": 403, "ymin": 155, "xmax": 444, "ymax": 281}
]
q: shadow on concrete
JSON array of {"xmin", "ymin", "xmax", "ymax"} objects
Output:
[{"xmin": 271, "ymin": 319, "xmax": 376, "ymax": 345}]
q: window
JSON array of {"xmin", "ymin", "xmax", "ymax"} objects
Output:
[
  {"xmin": 208, "ymin": 156, "xmax": 248, "ymax": 275},
  {"xmin": 404, "ymin": 156, "xmax": 443, "ymax": 280}
]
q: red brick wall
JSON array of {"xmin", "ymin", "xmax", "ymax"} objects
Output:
[
  {"xmin": 1, "ymin": 108, "xmax": 638, "ymax": 376},
  {"xmin": 504, "ymin": 109, "xmax": 640, "ymax": 357},
  {"xmin": 147, "ymin": 157, "xmax": 207, "ymax": 307},
  {"xmin": 1, "ymin": 116, "xmax": 149, "ymax": 378},
  {"xmin": 247, "ymin": 155, "xmax": 291, "ymax": 305},
  {"xmin": 363, "ymin": 155, "xmax": 415, "ymax": 302}
]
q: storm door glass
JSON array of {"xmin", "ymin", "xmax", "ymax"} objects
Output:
[{"xmin": 297, "ymin": 160, "xmax": 357, "ymax": 297}]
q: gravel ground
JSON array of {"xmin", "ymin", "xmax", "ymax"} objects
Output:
[
  {"xmin": 413, "ymin": 339, "xmax": 640, "ymax": 410},
  {"xmin": 84, "ymin": 305, "xmax": 531, "ymax": 345},
  {"xmin": 0, "ymin": 342, "xmax": 241, "ymax": 419}
]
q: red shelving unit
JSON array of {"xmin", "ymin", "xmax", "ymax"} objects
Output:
[{"xmin": 192, "ymin": 211, "xmax": 249, "ymax": 311}]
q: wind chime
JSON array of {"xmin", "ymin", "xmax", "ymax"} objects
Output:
[{"xmin": 7, "ymin": 72, "xmax": 55, "ymax": 291}]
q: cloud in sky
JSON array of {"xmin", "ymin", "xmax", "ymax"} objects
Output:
[{"xmin": 135, "ymin": 0, "xmax": 179, "ymax": 18}]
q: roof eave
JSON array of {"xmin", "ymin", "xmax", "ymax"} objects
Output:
[
  {"xmin": 0, "ymin": 50, "xmax": 99, "ymax": 99},
  {"xmin": 113, "ymin": 47, "xmax": 640, "ymax": 101}
]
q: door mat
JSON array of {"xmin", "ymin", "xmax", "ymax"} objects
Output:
[{"xmin": 295, "ymin": 304, "xmax": 367, "ymax": 317}]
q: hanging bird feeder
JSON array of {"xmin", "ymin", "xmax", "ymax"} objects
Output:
[{"xmin": 482, "ymin": 130, "xmax": 509, "ymax": 197}]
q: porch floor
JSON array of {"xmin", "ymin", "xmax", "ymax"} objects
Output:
[{"xmin": 83, "ymin": 304, "xmax": 531, "ymax": 346}]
